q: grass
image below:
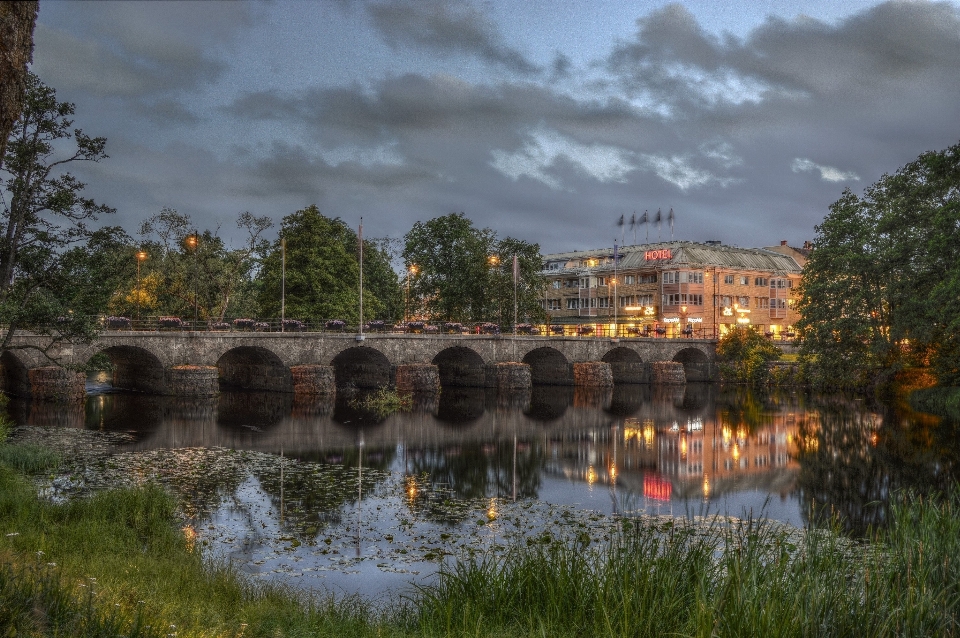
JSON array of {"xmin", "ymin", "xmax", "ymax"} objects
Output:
[
  {"xmin": 351, "ymin": 387, "xmax": 413, "ymax": 417},
  {"xmin": 910, "ymin": 386, "xmax": 960, "ymax": 420},
  {"xmin": 2, "ymin": 415, "xmax": 960, "ymax": 636}
]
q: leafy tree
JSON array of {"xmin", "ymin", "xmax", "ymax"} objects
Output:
[
  {"xmin": 402, "ymin": 212, "xmax": 546, "ymax": 325},
  {"xmin": 797, "ymin": 141, "xmax": 960, "ymax": 388},
  {"xmin": 0, "ymin": 73, "xmax": 113, "ymax": 358},
  {"xmin": 716, "ymin": 327, "xmax": 782, "ymax": 385},
  {"xmin": 0, "ymin": 2, "xmax": 38, "ymax": 169},
  {"xmin": 256, "ymin": 205, "xmax": 401, "ymax": 324}
]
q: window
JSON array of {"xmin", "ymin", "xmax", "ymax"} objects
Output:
[
  {"xmin": 724, "ymin": 274, "xmax": 734, "ymax": 284},
  {"xmin": 720, "ymin": 296, "xmax": 733, "ymax": 307},
  {"xmin": 624, "ymin": 275, "xmax": 635, "ymax": 285},
  {"xmin": 546, "ymin": 299, "xmax": 561, "ymax": 310},
  {"xmin": 754, "ymin": 277, "xmax": 768, "ymax": 287},
  {"xmin": 737, "ymin": 296, "xmax": 750, "ymax": 307},
  {"xmin": 638, "ymin": 294, "xmax": 654, "ymax": 306},
  {"xmin": 770, "ymin": 298, "xmax": 787, "ymax": 309},
  {"xmin": 596, "ymin": 277, "xmax": 605, "ymax": 286},
  {"xmin": 739, "ymin": 276, "xmax": 749, "ymax": 285},
  {"xmin": 567, "ymin": 298, "xmax": 580, "ymax": 309},
  {"xmin": 663, "ymin": 272, "xmax": 678, "ymax": 284},
  {"xmin": 551, "ymin": 280, "xmax": 561, "ymax": 289},
  {"xmin": 679, "ymin": 271, "xmax": 704, "ymax": 284},
  {"xmin": 580, "ymin": 278, "xmax": 589, "ymax": 288},
  {"xmin": 756, "ymin": 297, "xmax": 769, "ymax": 309},
  {"xmin": 597, "ymin": 297, "xmax": 610, "ymax": 308},
  {"xmin": 638, "ymin": 273, "xmax": 657, "ymax": 283},
  {"xmin": 663, "ymin": 293, "xmax": 703, "ymax": 306},
  {"xmin": 565, "ymin": 279, "xmax": 578, "ymax": 288}
]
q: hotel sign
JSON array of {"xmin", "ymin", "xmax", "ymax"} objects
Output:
[{"xmin": 644, "ymin": 249, "xmax": 672, "ymax": 260}]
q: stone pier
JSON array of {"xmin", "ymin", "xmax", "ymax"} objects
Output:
[
  {"xmin": 396, "ymin": 363, "xmax": 440, "ymax": 393},
  {"xmin": 167, "ymin": 365, "xmax": 219, "ymax": 396},
  {"xmin": 291, "ymin": 365, "xmax": 336, "ymax": 395},
  {"xmin": 495, "ymin": 362, "xmax": 532, "ymax": 389},
  {"xmin": 573, "ymin": 362, "xmax": 614, "ymax": 387},
  {"xmin": 27, "ymin": 367, "xmax": 85, "ymax": 402},
  {"xmin": 652, "ymin": 361, "xmax": 686, "ymax": 384}
]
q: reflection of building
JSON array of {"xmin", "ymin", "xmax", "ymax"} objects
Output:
[{"xmin": 539, "ymin": 240, "xmax": 802, "ymax": 338}]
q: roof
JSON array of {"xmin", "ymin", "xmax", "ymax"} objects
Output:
[{"xmin": 541, "ymin": 241, "xmax": 802, "ymax": 275}]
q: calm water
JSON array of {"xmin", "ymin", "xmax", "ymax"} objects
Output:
[{"xmin": 6, "ymin": 374, "xmax": 960, "ymax": 598}]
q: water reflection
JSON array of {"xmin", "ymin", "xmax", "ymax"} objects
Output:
[{"xmin": 7, "ymin": 380, "xmax": 960, "ymax": 538}]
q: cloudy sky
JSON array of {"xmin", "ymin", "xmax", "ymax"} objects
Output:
[{"xmin": 30, "ymin": 0, "xmax": 960, "ymax": 254}]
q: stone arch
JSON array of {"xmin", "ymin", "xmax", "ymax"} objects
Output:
[
  {"xmin": 524, "ymin": 385, "xmax": 572, "ymax": 421},
  {"xmin": 672, "ymin": 347, "xmax": 712, "ymax": 382},
  {"xmin": 522, "ymin": 347, "xmax": 572, "ymax": 385},
  {"xmin": 330, "ymin": 346, "xmax": 392, "ymax": 389},
  {"xmin": 431, "ymin": 346, "xmax": 486, "ymax": 387},
  {"xmin": 217, "ymin": 346, "xmax": 293, "ymax": 392},
  {"xmin": 0, "ymin": 350, "xmax": 32, "ymax": 397},
  {"xmin": 602, "ymin": 347, "xmax": 645, "ymax": 384},
  {"xmin": 91, "ymin": 345, "xmax": 167, "ymax": 394}
]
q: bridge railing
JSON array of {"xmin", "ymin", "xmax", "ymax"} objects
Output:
[{"xmin": 93, "ymin": 316, "xmax": 728, "ymax": 340}]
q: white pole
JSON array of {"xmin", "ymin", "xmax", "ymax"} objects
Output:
[
  {"xmin": 359, "ymin": 218, "xmax": 364, "ymax": 337},
  {"xmin": 281, "ymin": 237, "xmax": 285, "ymax": 331}
]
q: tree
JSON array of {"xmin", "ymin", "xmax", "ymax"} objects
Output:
[
  {"xmin": 0, "ymin": 2, "xmax": 38, "ymax": 170},
  {"xmin": 715, "ymin": 327, "xmax": 782, "ymax": 385},
  {"xmin": 796, "ymin": 141, "xmax": 960, "ymax": 388},
  {"xmin": 402, "ymin": 212, "xmax": 546, "ymax": 325},
  {"xmin": 0, "ymin": 73, "xmax": 113, "ymax": 358},
  {"xmin": 256, "ymin": 206, "xmax": 401, "ymax": 324}
]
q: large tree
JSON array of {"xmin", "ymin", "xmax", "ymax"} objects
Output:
[
  {"xmin": 256, "ymin": 206, "xmax": 401, "ymax": 325},
  {"xmin": 402, "ymin": 212, "xmax": 546, "ymax": 325},
  {"xmin": 0, "ymin": 1, "xmax": 38, "ymax": 170},
  {"xmin": 797, "ymin": 141, "xmax": 960, "ymax": 387},
  {"xmin": 0, "ymin": 73, "xmax": 113, "ymax": 358}
]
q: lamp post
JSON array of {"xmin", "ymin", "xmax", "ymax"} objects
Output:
[
  {"xmin": 488, "ymin": 255, "xmax": 501, "ymax": 326},
  {"xmin": 135, "ymin": 250, "xmax": 148, "ymax": 324},
  {"xmin": 185, "ymin": 234, "xmax": 199, "ymax": 328},
  {"xmin": 405, "ymin": 264, "xmax": 418, "ymax": 322}
]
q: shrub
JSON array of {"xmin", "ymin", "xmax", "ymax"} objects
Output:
[
  {"xmin": 281, "ymin": 319, "xmax": 304, "ymax": 332},
  {"xmin": 443, "ymin": 322, "xmax": 464, "ymax": 334},
  {"xmin": 480, "ymin": 322, "xmax": 500, "ymax": 334},
  {"xmin": 157, "ymin": 316, "xmax": 184, "ymax": 330},
  {"xmin": 325, "ymin": 319, "xmax": 346, "ymax": 331},
  {"xmin": 717, "ymin": 327, "xmax": 783, "ymax": 385},
  {"xmin": 367, "ymin": 320, "xmax": 387, "ymax": 332},
  {"xmin": 253, "ymin": 322, "xmax": 270, "ymax": 332},
  {"xmin": 232, "ymin": 318, "xmax": 255, "ymax": 330},
  {"xmin": 516, "ymin": 323, "xmax": 535, "ymax": 334},
  {"xmin": 407, "ymin": 321, "xmax": 425, "ymax": 333},
  {"xmin": 209, "ymin": 322, "xmax": 230, "ymax": 331},
  {"xmin": 550, "ymin": 325, "xmax": 565, "ymax": 335}
]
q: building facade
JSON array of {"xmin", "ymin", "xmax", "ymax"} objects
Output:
[{"xmin": 540, "ymin": 240, "xmax": 802, "ymax": 338}]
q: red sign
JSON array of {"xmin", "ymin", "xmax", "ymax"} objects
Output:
[{"xmin": 644, "ymin": 249, "xmax": 672, "ymax": 261}]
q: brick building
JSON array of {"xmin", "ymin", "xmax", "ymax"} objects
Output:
[{"xmin": 539, "ymin": 240, "xmax": 802, "ymax": 338}]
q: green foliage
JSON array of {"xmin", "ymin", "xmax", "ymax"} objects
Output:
[
  {"xmin": 716, "ymin": 327, "xmax": 782, "ymax": 385},
  {"xmin": 350, "ymin": 387, "xmax": 412, "ymax": 418},
  {"xmin": 0, "ymin": 443, "xmax": 60, "ymax": 473},
  {"xmin": 909, "ymin": 386, "xmax": 960, "ymax": 420},
  {"xmin": 402, "ymin": 212, "xmax": 546, "ymax": 325},
  {"xmin": 0, "ymin": 72, "xmax": 113, "ymax": 354},
  {"xmin": 256, "ymin": 206, "xmax": 401, "ymax": 324},
  {"xmin": 797, "ymin": 141, "xmax": 960, "ymax": 388}
]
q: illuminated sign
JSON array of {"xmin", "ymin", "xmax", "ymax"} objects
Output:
[
  {"xmin": 688, "ymin": 317, "xmax": 703, "ymax": 323},
  {"xmin": 722, "ymin": 307, "xmax": 734, "ymax": 316},
  {"xmin": 737, "ymin": 317, "xmax": 751, "ymax": 324},
  {"xmin": 644, "ymin": 249, "xmax": 672, "ymax": 260},
  {"xmin": 663, "ymin": 317, "xmax": 680, "ymax": 323},
  {"xmin": 644, "ymin": 306, "xmax": 655, "ymax": 316},
  {"xmin": 643, "ymin": 475, "xmax": 672, "ymax": 501}
]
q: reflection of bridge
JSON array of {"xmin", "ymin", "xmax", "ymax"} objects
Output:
[{"xmin": 1, "ymin": 332, "xmax": 715, "ymax": 399}]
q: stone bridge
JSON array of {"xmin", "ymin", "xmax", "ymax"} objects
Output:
[{"xmin": 0, "ymin": 332, "xmax": 716, "ymax": 399}]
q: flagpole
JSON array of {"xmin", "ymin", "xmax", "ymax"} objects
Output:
[
  {"xmin": 358, "ymin": 218, "xmax": 364, "ymax": 340},
  {"xmin": 281, "ymin": 237, "xmax": 286, "ymax": 331},
  {"xmin": 613, "ymin": 240, "xmax": 618, "ymax": 339}
]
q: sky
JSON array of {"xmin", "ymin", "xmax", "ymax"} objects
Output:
[{"xmin": 27, "ymin": 0, "xmax": 960, "ymax": 255}]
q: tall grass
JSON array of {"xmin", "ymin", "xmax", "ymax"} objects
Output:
[{"xmin": 414, "ymin": 501, "xmax": 960, "ymax": 637}]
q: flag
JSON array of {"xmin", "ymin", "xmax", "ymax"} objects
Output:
[
  {"xmin": 640, "ymin": 210, "xmax": 648, "ymax": 224},
  {"xmin": 513, "ymin": 254, "xmax": 519, "ymax": 281},
  {"xmin": 655, "ymin": 208, "xmax": 662, "ymax": 241},
  {"xmin": 617, "ymin": 214, "xmax": 624, "ymax": 227},
  {"xmin": 668, "ymin": 208, "xmax": 674, "ymax": 239}
]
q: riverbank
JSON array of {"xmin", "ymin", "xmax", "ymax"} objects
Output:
[{"xmin": 3, "ymin": 426, "xmax": 960, "ymax": 636}]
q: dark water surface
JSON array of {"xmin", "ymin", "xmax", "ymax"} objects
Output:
[{"xmin": 6, "ymin": 374, "xmax": 960, "ymax": 598}]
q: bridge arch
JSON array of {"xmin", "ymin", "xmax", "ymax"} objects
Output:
[
  {"xmin": 331, "ymin": 346, "xmax": 392, "ymax": 389},
  {"xmin": 217, "ymin": 346, "xmax": 293, "ymax": 392},
  {"xmin": 522, "ymin": 347, "xmax": 572, "ymax": 385},
  {"xmin": 0, "ymin": 350, "xmax": 32, "ymax": 397},
  {"xmin": 431, "ymin": 346, "xmax": 486, "ymax": 387},
  {"xmin": 601, "ymin": 347, "xmax": 645, "ymax": 384},
  {"xmin": 90, "ymin": 345, "xmax": 167, "ymax": 394},
  {"xmin": 673, "ymin": 347, "xmax": 712, "ymax": 382}
]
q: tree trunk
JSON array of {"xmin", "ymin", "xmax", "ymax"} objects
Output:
[{"xmin": 0, "ymin": 1, "xmax": 38, "ymax": 170}]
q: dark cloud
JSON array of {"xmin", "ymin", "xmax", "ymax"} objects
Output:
[{"xmin": 367, "ymin": 0, "xmax": 541, "ymax": 74}]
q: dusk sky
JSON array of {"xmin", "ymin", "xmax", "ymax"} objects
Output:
[{"xmin": 30, "ymin": 0, "xmax": 960, "ymax": 255}]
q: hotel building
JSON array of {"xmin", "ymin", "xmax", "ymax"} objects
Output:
[{"xmin": 540, "ymin": 240, "xmax": 803, "ymax": 338}]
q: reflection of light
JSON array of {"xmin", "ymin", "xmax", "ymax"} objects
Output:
[
  {"xmin": 586, "ymin": 465, "xmax": 597, "ymax": 485},
  {"xmin": 722, "ymin": 426, "xmax": 732, "ymax": 446},
  {"xmin": 182, "ymin": 525, "xmax": 197, "ymax": 552},
  {"xmin": 643, "ymin": 475, "xmax": 671, "ymax": 501},
  {"xmin": 686, "ymin": 418, "xmax": 703, "ymax": 432},
  {"xmin": 405, "ymin": 476, "xmax": 418, "ymax": 503},
  {"xmin": 732, "ymin": 444, "xmax": 740, "ymax": 461},
  {"xmin": 680, "ymin": 437, "xmax": 687, "ymax": 458},
  {"xmin": 609, "ymin": 463, "xmax": 617, "ymax": 481},
  {"xmin": 643, "ymin": 423, "xmax": 654, "ymax": 448},
  {"xmin": 870, "ymin": 433, "xmax": 879, "ymax": 446},
  {"xmin": 487, "ymin": 498, "xmax": 498, "ymax": 520},
  {"xmin": 703, "ymin": 475, "xmax": 710, "ymax": 500}
]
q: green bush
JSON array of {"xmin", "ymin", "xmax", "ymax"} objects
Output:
[{"xmin": 716, "ymin": 327, "xmax": 783, "ymax": 385}]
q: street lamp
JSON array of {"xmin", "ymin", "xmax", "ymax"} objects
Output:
[
  {"xmin": 185, "ymin": 234, "xmax": 199, "ymax": 328},
  {"xmin": 135, "ymin": 250, "xmax": 148, "ymax": 324},
  {"xmin": 405, "ymin": 264, "xmax": 418, "ymax": 322}
]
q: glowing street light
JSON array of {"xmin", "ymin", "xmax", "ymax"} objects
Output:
[
  {"xmin": 405, "ymin": 264, "xmax": 418, "ymax": 322},
  {"xmin": 135, "ymin": 250, "xmax": 148, "ymax": 323},
  {"xmin": 185, "ymin": 234, "xmax": 199, "ymax": 327}
]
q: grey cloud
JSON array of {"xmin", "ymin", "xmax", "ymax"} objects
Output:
[{"xmin": 368, "ymin": 0, "xmax": 540, "ymax": 74}]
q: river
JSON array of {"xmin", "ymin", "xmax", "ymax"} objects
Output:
[{"xmin": 5, "ymin": 374, "xmax": 958, "ymax": 599}]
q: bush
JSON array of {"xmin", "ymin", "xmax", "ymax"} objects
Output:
[
  {"xmin": 550, "ymin": 325, "xmax": 565, "ymax": 335},
  {"xmin": 232, "ymin": 318, "xmax": 255, "ymax": 330},
  {"xmin": 325, "ymin": 319, "xmax": 346, "ymax": 331},
  {"xmin": 480, "ymin": 322, "xmax": 500, "ymax": 334},
  {"xmin": 253, "ymin": 322, "xmax": 270, "ymax": 332},
  {"xmin": 281, "ymin": 319, "xmax": 304, "ymax": 332},
  {"xmin": 209, "ymin": 322, "xmax": 230, "ymax": 331},
  {"xmin": 443, "ymin": 322, "xmax": 464, "ymax": 333},
  {"xmin": 717, "ymin": 327, "xmax": 783, "ymax": 385},
  {"xmin": 366, "ymin": 320, "xmax": 387, "ymax": 332},
  {"xmin": 157, "ymin": 316, "xmax": 184, "ymax": 330}
]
